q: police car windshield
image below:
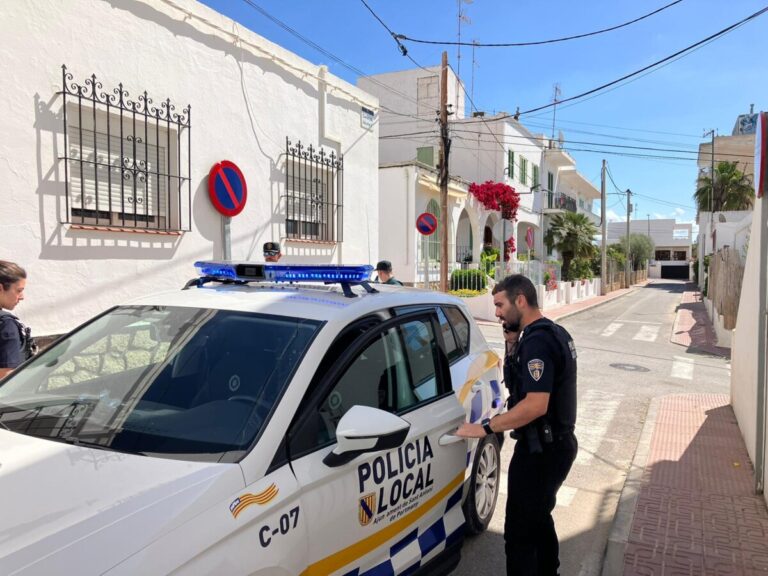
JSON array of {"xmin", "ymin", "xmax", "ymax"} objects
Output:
[{"xmin": 0, "ymin": 306, "xmax": 321, "ymax": 463}]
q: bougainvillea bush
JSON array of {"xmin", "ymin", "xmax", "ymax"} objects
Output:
[{"xmin": 469, "ymin": 180, "xmax": 520, "ymax": 261}]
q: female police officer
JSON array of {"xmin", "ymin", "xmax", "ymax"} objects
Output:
[
  {"xmin": 456, "ymin": 274, "xmax": 577, "ymax": 576},
  {"xmin": 0, "ymin": 261, "xmax": 34, "ymax": 378}
]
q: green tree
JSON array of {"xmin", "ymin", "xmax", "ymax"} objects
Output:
[
  {"xmin": 543, "ymin": 212, "xmax": 597, "ymax": 279},
  {"xmin": 616, "ymin": 234, "xmax": 655, "ymax": 269},
  {"xmin": 694, "ymin": 161, "xmax": 754, "ymax": 213}
]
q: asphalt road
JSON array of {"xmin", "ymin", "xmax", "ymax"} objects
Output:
[{"xmin": 454, "ymin": 280, "xmax": 731, "ymax": 576}]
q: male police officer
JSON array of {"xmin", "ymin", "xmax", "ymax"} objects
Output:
[
  {"xmin": 456, "ymin": 274, "xmax": 577, "ymax": 576},
  {"xmin": 263, "ymin": 242, "xmax": 282, "ymax": 263}
]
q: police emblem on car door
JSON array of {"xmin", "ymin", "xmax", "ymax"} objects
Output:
[{"xmin": 287, "ymin": 313, "xmax": 466, "ymax": 575}]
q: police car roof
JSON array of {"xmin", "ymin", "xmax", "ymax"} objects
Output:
[{"xmin": 127, "ymin": 282, "xmax": 468, "ymax": 324}]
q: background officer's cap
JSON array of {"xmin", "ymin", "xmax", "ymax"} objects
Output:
[
  {"xmin": 375, "ymin": 260, "xmax": 392, "ymax": 272},
  {"xmin": 263, "ymin": 241, "xmax": 281, "ymax": 256}
]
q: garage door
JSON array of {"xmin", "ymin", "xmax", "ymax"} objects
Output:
[{"xmin": 661, "ymin": 265, "xmax": 689, "ymax": 280}]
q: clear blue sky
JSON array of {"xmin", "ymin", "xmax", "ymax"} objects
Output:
[{"xmin": 200, "ymin": 0, "xmax": 767, "ymax": 230}]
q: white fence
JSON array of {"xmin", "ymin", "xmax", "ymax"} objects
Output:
[{"xmin": 458, "ymin": 276, "xmax": 602, "ymax": 322}]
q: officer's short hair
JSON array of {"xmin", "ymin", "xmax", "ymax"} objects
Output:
[
  {"xmin": 492, "ymin": 274, "xmax": 539, "ymax": 308},
  {"xmin": 0, "ymin": 261, "xmax": 26, "ymax": 291}
]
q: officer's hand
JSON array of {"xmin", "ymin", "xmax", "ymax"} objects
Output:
[{"xmin": 454, "ymin": 422, "xmax": 486, "ymax": 438}]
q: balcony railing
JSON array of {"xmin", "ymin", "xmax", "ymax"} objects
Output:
[{"xmin": 542, "ymin": 191, "xmax": 577, "ymax": 213}]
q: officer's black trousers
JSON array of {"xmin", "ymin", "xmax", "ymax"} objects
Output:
[{"xmin": 504, "ymin": 434, "xmax": 578, "ymax": 576}]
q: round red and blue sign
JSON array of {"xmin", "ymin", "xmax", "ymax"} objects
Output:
[
  {"xmin": 416, "ymin": 212, "xmax": 438, "ymax": 236},
  {"xmin": 208, "ymin": 160, "xmax": 247, "ymax": 217}
]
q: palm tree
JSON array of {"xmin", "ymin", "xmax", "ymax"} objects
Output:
[
  {"xmin": 694, "ymin": 161, "xmax": 754, "ymax": 213},
  {"xmin": 544, "ymin": 212, "xmax": 597, "ymax": 279}
]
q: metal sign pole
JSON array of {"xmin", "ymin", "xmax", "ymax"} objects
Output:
[
  {"xmin": 423, "ymin": 235, "xmax": 429, "ymax": 289},
  {"xmin": 223, "ymin": 216, "xmax": 231, "ymax": 260}
]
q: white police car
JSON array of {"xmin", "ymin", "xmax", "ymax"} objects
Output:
[{"xmin": 0, "ymin": 263, "xmax": 504, "ymax": 575}]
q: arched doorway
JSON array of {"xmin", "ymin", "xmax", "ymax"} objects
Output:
[
  {"xmin": 456, "ymin": 209, "xmax": 473, "ymax": 262},
  {"xmin": 483, "ymin": 214, "xmax": 498, "ymax": 251}
]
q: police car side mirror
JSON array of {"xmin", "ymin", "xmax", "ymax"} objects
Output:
[{"xmin": 323, "ymin": 405, "xmax": 411, "ymax": 468}]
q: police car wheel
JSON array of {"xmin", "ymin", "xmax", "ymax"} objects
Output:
[{"xmin": 462, "ymin": 433, "xmax": 500, "ymax": 535}]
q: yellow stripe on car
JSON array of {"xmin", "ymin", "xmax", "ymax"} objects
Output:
[
  {"xmin": 457, "ymin": 350, "xmax": 499, "ymax": 404},
  {"xmin": 299, "ymin": 472, "xmax": 464, "ymax": 576}
]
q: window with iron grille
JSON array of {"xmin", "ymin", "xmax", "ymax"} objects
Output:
[
  {"xmin": 60, "ymin": 66, "xmax": 191, "ymax": 232},
  {"xmin": 285, "ymin": 138, "xmax": 343, "ymax": 242},
  {"xmin": 520, "ymin": 157, "xmax": 528, "ymax": 185}
]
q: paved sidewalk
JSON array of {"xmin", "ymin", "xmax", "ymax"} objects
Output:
[
  {"xmin": 621, "ymin": 394, "xmax": 768, "ymax": 575},
  {"xmin": 671, "ymin": 290, "xmax": 731, "ymax": 358},
  {"xmin": 474, "ymin": 281, "xmax": 651, "ymax": 327}
]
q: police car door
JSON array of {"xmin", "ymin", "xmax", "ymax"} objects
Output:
[{"xmin": 287, "ymin": 312, "xmax": 467, "ymax": 576}]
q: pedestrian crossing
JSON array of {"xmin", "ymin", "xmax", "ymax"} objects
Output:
[{"xmin": 599, "ymin": 322, "xmax": 663, "ymax": 342}]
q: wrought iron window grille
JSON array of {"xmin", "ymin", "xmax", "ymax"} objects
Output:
[
  {"xmin": 284, "ymin": 138, "xmax": 343, "ymax": 243},
  {"xmin": 59, "ymin": 65, "xmax": 191, "ymax": 232}
]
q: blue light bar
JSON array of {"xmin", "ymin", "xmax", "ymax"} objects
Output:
[{"xmin": 194, "ymin": 261, "xmax": 373, "ymax": 284}]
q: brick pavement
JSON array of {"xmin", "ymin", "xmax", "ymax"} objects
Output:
[
  {"xmin": 624, "ymin": 394, "xmax": 768, "ymax": 575},
  {"xmin": 671, "ymin": 290, "xmax": 731, "ymax": 358}
]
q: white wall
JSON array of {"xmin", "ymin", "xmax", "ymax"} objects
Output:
[
  {"xmin": 606, "ymin": 219, "xmax": 692, "ymax": 248},
  {"xmin": 0, "ymin": 0, "xmax": 379, "ymax": 335},
  {"xmin": 358, "ymin": 66, "xmax": 465, "ymax": 167},
  {"xmin": 730, "ymin": 202, "xmax": 766, "ymax": 506},
  {"xmin": 379, "ymin": 165, "xmax": 414, "ymax": 282}
]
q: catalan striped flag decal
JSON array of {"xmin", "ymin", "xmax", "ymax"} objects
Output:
[
  {"xmin": 359, "ymin": 493, "xmax": 377, "ymax": 526},
  {"xmin": 229, "ymin": 483, "xmax": 279, "ymax": 518}
]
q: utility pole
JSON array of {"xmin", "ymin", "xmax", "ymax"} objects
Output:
[
  {"xmin": 625, "ymin": 189, "xmax": 632, "ymax": 287},
  {"xmin": 600, "ymin": 159, "xmax": 607, "ymax": 295},
  {"xmin": 439, "ymin": 51, "xmax": 450, "ymax": 292},
  {"xmin": 704, "ymin": 129, "xmax": 716, "ymax": 252}
]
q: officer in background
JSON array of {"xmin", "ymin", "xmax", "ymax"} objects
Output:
[
  {"xmin": 263, "ymin": 242, "xmax": 282, "ymax": 262},
  {"xmin": 456, "ymin": 274, "xmax": 577, "ymax": 576},
  {"xmin": 0, "ymin": 261, "xmax": 37, "ymax": 379},
  {"xmin": 373, "ymin": 260, "xmax": 403, "ymax": 286}
]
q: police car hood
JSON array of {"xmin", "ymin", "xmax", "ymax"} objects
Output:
[{"xmin": 0, "ymin": 430, "xmax": 243, "ymax": 574}]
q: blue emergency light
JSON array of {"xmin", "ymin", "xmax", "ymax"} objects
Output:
[{"xmin": 193, "ymin": 261, "xmax": 374, "ymax": 284}]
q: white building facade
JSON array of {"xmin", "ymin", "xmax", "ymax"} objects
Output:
[
  {"xmin": 360, "ymin": 67, "xmax": 599, "ymax": 282},
  {"xmin": 605, "ymin": 219, "xmax": 692, "ymax": 279},
  {"xmin": 0, "ymin": 0, "xmax": 380, "ymax": 336}
]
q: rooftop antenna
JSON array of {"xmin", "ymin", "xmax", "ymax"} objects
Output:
[
  {"xmin": 470, "ymin": 39, "xmax": 479, "ymax": 103},
  {"xmin": 456, "ymin": 0, "xmax": 472, "ymax": 114},
  {"xmin": 551, "ymin": 83, "xmax": 561, "ymax": 140}
]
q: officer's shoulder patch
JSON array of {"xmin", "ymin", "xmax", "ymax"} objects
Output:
[{"xmin": 527, "ymin": 358, "xmax": 544, "ymax": 381}]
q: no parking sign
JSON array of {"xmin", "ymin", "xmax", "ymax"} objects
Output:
[
  {"xmin": 208, "ymin": 160, "xmax": 247, "ymax": 217},
  {"xmin": 416, "ymin": 212, "xmax": 438, "ymax": 236}
]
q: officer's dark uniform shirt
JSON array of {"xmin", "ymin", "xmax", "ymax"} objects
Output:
[
  {"xmin": 514, "ymin": 317, "xmax": 577, "ymax": 434},
  {"xmin": 0, "ymin": 312, "xmax": 24, "ymax": 369}
]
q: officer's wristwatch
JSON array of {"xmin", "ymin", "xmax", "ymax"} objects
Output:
[{"xmin": 481, "ymin": 417, "xmax": 494, "ymax": 435}]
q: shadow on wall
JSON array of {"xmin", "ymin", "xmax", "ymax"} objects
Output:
[
  {"xmin": 104, "ymin": 0, "xmax": 364, "ymax": 264},
  {"xmin": 33, "ymin": 92, "xmax": 183, "ymax": 261}
]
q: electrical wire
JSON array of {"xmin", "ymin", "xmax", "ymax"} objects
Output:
[
  {"xmin": 455, "ymin": 5, "xmax": 768, "ymax": 121},
  {"xmin": 396, "ymin": 1, "xmax": 684, "ymax": 47},
  {"xmin": 240, "ymin": 0, "xmax": 425, "ymax": 117}
]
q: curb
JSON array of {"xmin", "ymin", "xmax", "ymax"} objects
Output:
[{"xmin": 600, "ymin": 396, "xmax": 660, "ymax": 576}]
